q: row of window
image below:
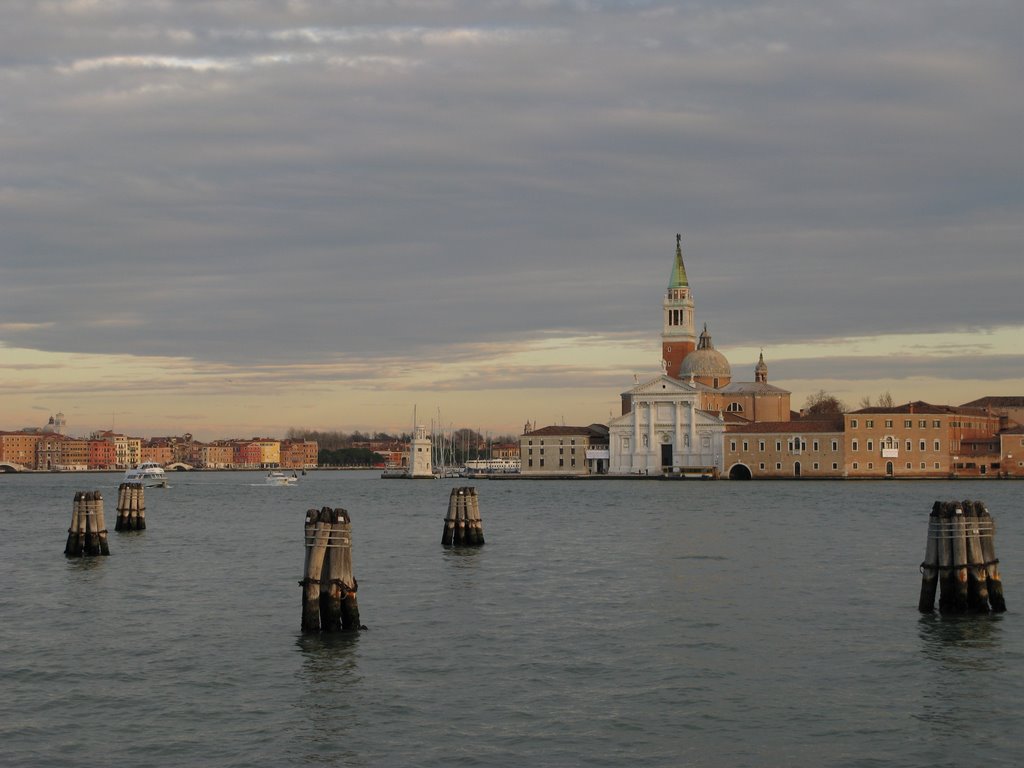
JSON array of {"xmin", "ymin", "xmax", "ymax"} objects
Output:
[
  {"xmin": 730, "ymin": 439, "xmax": 839, "ymax": 453},
  {"xmin": 851, "ymin": 462, "xmax": 942, "ymax": 470},
  {"xmin": 757, "ymin": 462, "xmax": 840, "ymax": 471},
  {"xmin": 749, "ymin": 461, "xmax": 944, "ymax": 472},
  {"xmin": 850, "ymin": 418, "xmax": 942, "ymax": 429},
  {"xmin": 730, "ymin": 437, "xmax": 945, "ymax": 453},
  {"xmin": 851, "ymin": 439, "xmax": 941, "ymax": 452},
  {"xmin": 526, "ymin": 447, "xmax": 577, "ymax": 455},
  {"xmin": 526, "ymin": 458, "xmax": 577, "ymax": 468}
]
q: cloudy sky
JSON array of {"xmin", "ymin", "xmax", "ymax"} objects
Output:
[{"xmin": 2, "ymin": 0, "xmax": 1021, "ymax": 440}]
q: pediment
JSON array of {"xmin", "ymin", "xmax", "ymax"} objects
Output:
[{"xmin": 628, "ymin": 374, "xmax": 699, "ymax": 397}]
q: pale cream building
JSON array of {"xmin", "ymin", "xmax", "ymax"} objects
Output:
[
  {"xmin": 608, "ymin": 375, "xmax": 724, "ymax": 476},
  {"xmin": 520, "ymin": 425, "xmax": 609, "ymax": 476}
]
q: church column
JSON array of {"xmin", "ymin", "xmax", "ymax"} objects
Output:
[
  {"xmin": 674, "ymin": 401, "xmax": 683, "ymax": 469},
  {"xmin": 688, "ymin": 402, "xmax": 697, "ymax": 463},
  {"xmin": 633, "ymin": 399, "xmax": 642, "ymax": 470},
  {"xmin": 648, "ymin": 401, "xmax": 657, "ymax": 467}
]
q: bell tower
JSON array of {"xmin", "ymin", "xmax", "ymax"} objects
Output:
[{"xmin": 662, "ymin": 234, "xmax": 696, "ymax": 379}]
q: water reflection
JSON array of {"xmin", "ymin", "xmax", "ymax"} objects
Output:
[
  {"xmin": 442, "ymin": 546, "xmax": 483, "ymax": 569},
  {"xmin": 917, "ymin": 613, "xmax": 1003, "ymax": 672},
  {"xmin": 295, "ymin": 632, "xmax": 362, "ymax": 681},
  {"xmin": 293, "ymin": 633, "xmax": 364, "ymax": 765}
]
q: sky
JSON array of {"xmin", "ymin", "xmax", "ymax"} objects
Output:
[{"xmin": 2, "ymin": 0, "xmax": 1021, "ymax": 441}]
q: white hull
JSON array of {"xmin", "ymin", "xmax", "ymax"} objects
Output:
[
  {"xmin": 265, "ymin": 472, "xmax": 298, "ymax": 486},
  {"xmin": 124, "ymin": 462, "xmax": 167, "ymax": 487}
]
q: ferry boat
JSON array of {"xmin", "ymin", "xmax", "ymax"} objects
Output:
[
  {"xmin": 123, "ymin": 462, "xmax": 168, "ymax": 487},
  {"xmin": 461, "ymin": 458, "xmax": 521, "ymax": 476}
]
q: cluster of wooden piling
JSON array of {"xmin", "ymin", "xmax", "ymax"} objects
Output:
[
  {"xmin": 301, "ymin": 507, "xmax": 361, "ymax": 632},
  {"xmin": 64, "ymin": 491, "xmax": 110, "ymax": 557},
  {"xmin": 115, "ymin": 482, "xmax": 147, "ymax": 531},
  {"xmin": 919, "ymin": 500, "xmax": 1006, "ymax": 614},
  {"xmin": 442, "ymin": 486, "xmax": 485, "ymax": 546}
]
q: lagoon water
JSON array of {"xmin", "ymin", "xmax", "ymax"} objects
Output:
[{"xmin": 1, "ymin": 471, "xmax": 1022, "ymax": 767}]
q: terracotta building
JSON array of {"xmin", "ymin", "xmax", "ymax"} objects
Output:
[
  {"xmin": 844, "ymin": 402, "xmax": 1002, "ymax": 479},
  {"xmin": 999, "ymin": 427, "xmax": 1024, "ymax": 477},
  {"xmin": 0, "ymin": 432, "xmax": 43, "ymax": 469}
]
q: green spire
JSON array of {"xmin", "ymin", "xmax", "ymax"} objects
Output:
[{"xmin": 669, "ymin": 233, "xmax": 689, "ymax": 288}]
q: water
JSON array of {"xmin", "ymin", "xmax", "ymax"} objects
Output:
[{"xmin": 1, "ymin": 472, "xmax": 1021, "ymax": 767}]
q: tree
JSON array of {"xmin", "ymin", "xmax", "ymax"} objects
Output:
[
  {"xmin": 803, "ymin": 389, "xmax": 848, "ymax": 416},
  {"xmin": 857, "ymin": 391, "xmax": 895, "ymax": 410}
]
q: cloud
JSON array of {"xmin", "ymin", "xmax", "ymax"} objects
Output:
[{"xmin": 1, "ymin": 1, "xmax": 1021, "ymax": 435}]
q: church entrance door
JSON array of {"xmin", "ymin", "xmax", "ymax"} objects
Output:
[{"xmin": 661, "ymin": 444, "xmax": 673, "ymax": 470}]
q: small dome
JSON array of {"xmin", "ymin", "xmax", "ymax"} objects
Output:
[{"xmin": 680, "ymin": 324, "xmax": 731, "ymax": 378}]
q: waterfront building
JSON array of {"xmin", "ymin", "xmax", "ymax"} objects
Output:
[
  {"xmin": 199, "ymin": 442, "xmax": 235, "ymax": 469},
  {"xmin": 140, "ymin": 442, "xmax": 173, "ymax": 466},
  {"xmin": 0, "ymin": 432, "xmax": 44, "ymax": 469},
  {"xmin": 1000, "ymin": 427, "xmax": 1024, "ymax": 477},
  {"xmin": 280, "ymin": 439, "xmax": 318, "ymax": 469},
  {"xmin": 607, "ymin": 375, "xmax": 723, "ymax": 476},
  {"xmin": 724, "ymin": 417, "xmax": 845, "ymax": 479},
  {"xmin": 91, "ymin": 431, "xmax": 141, "ymax": 469},
  {"xmin": 88, "ymin": 438, "xmax": 117, "ymax": 469},
  {"xmin": 520, "ymin": 424, "xmax": 609, "ymax": 476},
  {"xmin": 843, "ymin": 402, "xmax": 1002, "ymax": 479},
  {"xmin": 234, "ymin": 441, "xmax": 263, "ymax": 468},
  {"xmin": 34, "ymin": 434, "xmax": 89, "ymax": 471},
  {"xmin": 251, "ymin": 439, "xmax": 281, "ymax": 468}
]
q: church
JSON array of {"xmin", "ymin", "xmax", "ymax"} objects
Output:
[{"xmin": 607, "ymin": 235, "xmax": 791, "ymax": 475}]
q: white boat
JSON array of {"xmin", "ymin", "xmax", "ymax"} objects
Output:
[
  {"xmin": 265, "ymin": 471, "xmax": 299, "ymax": 486},
  {"xmin": 124, "ymin": 462, "xmax": 168, "ymax": 487}
]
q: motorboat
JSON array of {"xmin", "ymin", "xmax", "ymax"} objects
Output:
[
  {"xmin": 123, "ymin": 462, "xmax": 168, "ymax": 487},
  {"xmin": 265, "ymin": 471, "xmax": 299, "ymax": 486}
]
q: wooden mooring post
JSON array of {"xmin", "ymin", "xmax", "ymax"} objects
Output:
[
  {"xmin": 64, "ymin": 491, "xmax": 110, "ymax": 557},
  {"xmin": 301, "ymin": 506, "xmax": 362, "ymax": 633},
  {"xmin": 919, "ymin": 499, "xmax": 1006, "ymax": 614},
  {"xmin": 115, "ymin": 482, "xmax": 146, "ymax": 531},
  {"xmin": 442, "ymin": 486, "xmax": 484, "ymax": 546}
]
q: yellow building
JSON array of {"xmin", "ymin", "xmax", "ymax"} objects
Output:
[{"xmin": 255, "ymin": 439, "xmax": 281, "ymax": 467}]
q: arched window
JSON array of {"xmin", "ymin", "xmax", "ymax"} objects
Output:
[{"xmin": 726, "ymin": 402, "xmax": 744, "ymax": 413}]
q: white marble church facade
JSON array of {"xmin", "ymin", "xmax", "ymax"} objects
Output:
[{"xmin": 607, "ymin": 375, "xmax": 725, "ymax": 476}]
